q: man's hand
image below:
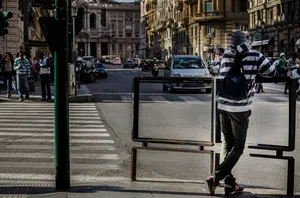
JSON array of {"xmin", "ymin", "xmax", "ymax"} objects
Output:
[{"xmin": 17, "ymin": 65, "xmax": 22, "ymax": 69}]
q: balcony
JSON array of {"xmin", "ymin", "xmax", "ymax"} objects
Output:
[
  {"xmin": 225, "ymin": 11, "xmax": 248, "ymax": 21},
  {"xmin": 194, "ymin": 11, "xmax": 225, "ymax": 22}
]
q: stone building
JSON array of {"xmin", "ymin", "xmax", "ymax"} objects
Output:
[
  {"xmin": 142, "ymin": 0, "xmax": 249, "ymax": 61},
  {"xmin": 73, "ymin": 0, "xmax": 140, "ymax": 59},
  {"xmin": 248, "ymin": 0, "xmax": 300, "ymax": 58}
]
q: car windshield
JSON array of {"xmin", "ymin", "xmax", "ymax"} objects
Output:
[
  {"xmin": 96, "ymin": 63, "xmax": 104, "ymax": 68},
  {"xmin": 173, "ymin": 57, "xmax": 205, "ymax": 69}
]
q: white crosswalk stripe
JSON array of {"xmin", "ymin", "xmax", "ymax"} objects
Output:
[{"xmin": 0, "ymin": 102, "xmax": 120, "ymax": 184}]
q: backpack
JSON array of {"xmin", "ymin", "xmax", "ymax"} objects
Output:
[{"xmin": 218, "ymin": 51, "xmax": 249, "ymax": 101}]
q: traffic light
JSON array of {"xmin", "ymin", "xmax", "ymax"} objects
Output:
[{"xmin": 0, "ymin": 12, "xmax": 13, "ymax": 36}]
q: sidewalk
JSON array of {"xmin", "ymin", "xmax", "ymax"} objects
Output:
[
  {"xmin": 0, "ymin": 83, "xmax": 93, "ymax": 102},
  {"xmin": 0, "ymin": 178, "xmax": 298, "ymax": 197}
]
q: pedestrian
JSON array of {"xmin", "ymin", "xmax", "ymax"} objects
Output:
[
  {"xmin": 0, "ymin": 52, "xmax": 15, "ymax": 98},
  {"xmin": 205, "ymin": 30, "xmax": 276, "ymax": 195},
  {"xmin": 285, "ymin": 52, "xmax": 300, "ymax": 94},
  {"xmin": 39, "ymin": 51, "xmax": 51, "ymax": 101},
  {"xmin": 14, "ymin": 49, "xmax": 30, "ymax": 101}
]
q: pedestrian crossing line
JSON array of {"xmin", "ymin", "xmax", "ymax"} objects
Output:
[
  {"xmin": 0, "ymin": 145, "xmax": 117, "ymax": 151},
  {"xmin": 178, "ymin": 96, "xmax": 206, "ymax": 104},
  {"xmin": 148, "ymin": 96, "xmax": 171, "ymax": 103},
  {"xmin": 271, "ymin": 96, "xmax": 289, "ymax": 102},
  {"xmin": 0, "ymin": 123, "xmax": 105, "ymax": 128},
  {"xmin": 0, "ymin": 128, "xmax": 107, "ymax": 132},
  {"xmin": 121, "ymin": 96, "xmax": 132, "ymax": 102},
  {"xmin": 0, "ymin": 107, "xmax": 97, "ymax": 110},
  {"xmin": 0, "ymin": 163, "xmax": 119, "ymax": 170},
  {"xmin": 0, "ymin": 139, "xmax": 114, "ymax": 144},
  {"xmin": 0, "ymin": 119, "xmax": 103, "ymax": 124},
  {"xmin": 0, "ymin": 115, "xmax": 102, "ymax": 120},
  {"xmin": 0, "ymin": 132, "xmax": 110, "ymax": 137},
  {"xmin": 0, "ymin": 153, "xmax": 120, "ymax": 160}
]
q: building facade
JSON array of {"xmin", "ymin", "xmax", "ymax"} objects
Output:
[
  {"xmin": 142, "ymin": 0, "xmax": 249, "ymax": 61},
  {"xmin": 73, "ymin": 0, "xmax": 140, "ymax": 60},
  {"xmin": 248, "ymin": 0, "xmax": 300, "ymax": 58}
]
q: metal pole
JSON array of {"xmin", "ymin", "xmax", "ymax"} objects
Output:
[{"xmin": 54, "ymin": 0, "xmax": 70, "ymax": 191}]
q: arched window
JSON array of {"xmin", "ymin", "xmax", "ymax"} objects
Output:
[
  {"xmin": 77, "ymin": 7, "xmax": 85, "ymax": 28},
  {"xmin": 101, "ymin": 11, "xmax": 106, "ymax": 27},
  {"xmin": 90, "ymin": 13, "xmax": 96, "ymax": 29}
]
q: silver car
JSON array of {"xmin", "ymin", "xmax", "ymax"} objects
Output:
[{"xmin": 163, "ymin": 55, "xmax": 211, "ymax": 93}]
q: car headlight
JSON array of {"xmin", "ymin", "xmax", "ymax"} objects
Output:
[{"xmin": 173, "ymin": 74, "xmax": 181, "ymax": 77}]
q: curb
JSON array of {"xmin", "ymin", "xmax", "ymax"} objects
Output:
[{"xmin": 69, "ymin": 94, "xmax": 94, "ymax": 103}]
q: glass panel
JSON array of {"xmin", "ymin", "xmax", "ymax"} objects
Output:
[{"xmin": 205, "ymin": 1, "xmax": 212, "ymax": 12}]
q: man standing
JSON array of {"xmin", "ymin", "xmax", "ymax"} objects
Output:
[
  {"xmin": 39, "ymin": 52, "xmax": 51, "ymax": 101},
  {"xmin": 14, "ymin": 49, "xmax": 31, "ymax": 101},
  {"xmin": 1, "ymin": 52, "xmax": 15, "ymax": 98},
  {"xmin": 205, "ymin": 30, "xmax": 276, "ymax": 195}
]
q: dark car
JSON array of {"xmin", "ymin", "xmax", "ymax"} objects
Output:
[
  {"xmin": 95, "ymin": 63, "xmax": 107, "ymax": 78},
  {"xmin": 123, "ymin": 59, "xmax": 136, "ymax": 68},
  {"xmin": 142, "ymin": 59, "xmax": 154, "ymax": 71}
]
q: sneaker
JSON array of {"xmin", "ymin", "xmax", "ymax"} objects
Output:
[
  {"xmin": 224, "ymin": 182, "xmax": 244, "ymax": 195},
  {"xmin": 19, "ymin": 97, "xmax": 24, "ymax": 102},
  {"xmin": 7, "ymin": 94, "xmax": 11, "ymax": 98},
  {"xmin": 205, "ymin": 176, "xmax": 219, "ymax": 196}
]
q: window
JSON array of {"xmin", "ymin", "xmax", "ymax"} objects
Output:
[
  {"xmin": 240, "ymin": 0, "xmax": 247, "ymax": 11},
  {"xmin": 269, "ymin": 9, "xmax": 273, "ymax": 24},
  {"xmin": 112, "ymin": 44, "xmax": 115, "ymax": 51},
  {"xmin": 90, "ymin": 13, "xmax": 96, "ymax": 29},
  {"xmin": 126, "ymin": 33, "xmax": 132, "ymax": 37},
  {"xmin": 205, "ymin": 1, "xmax": 212, "ymax": 12},
  {"xmin": 206, "ymin": 25, "xmax": 214, "ymax": 35}
]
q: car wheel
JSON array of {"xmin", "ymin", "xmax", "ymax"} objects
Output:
[{"xmin": 206, "ymin": 88, "xmax": 212, "ymax": 93}]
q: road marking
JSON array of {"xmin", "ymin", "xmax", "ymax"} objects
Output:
[
  {"xmin": 0, "ymin": 123, "xmax": 105, "ymax": 128},
  {"xmin": 0, "ymin": 128, "xmax": 107, "ymax": 132},
  {"xmin": 178, "ymin": 96, "xmax": 205, "ymax": 104},
  {"xmin": 264, "ymin": 86, "xmax": 284, "ymax": 92},
  {"xmin": 0, "ymin": 116, "xmax": 101, "ymax": 120},
  {"xmin": 0, "ymin": 132, "xmax": 110, "ymax": 137},
  {"xmin": 0, "ymin": 138, "xmax": 114, "ymax": 144},
  {"xmin": 0, "ymin": 153, "xmax": 119, "ymax": 160},
  {"xmin": 0, "ymin": 162, "xmax": 119, "ymax": 170},
  {"xmin": 272, "ymin": 96, "xmax": 289, "ymax": 102},
  {"xmin": 0, "ymin": 145, "xmax": 116, "ymax": 151},
  {"xmin": 121, "ymin": 96, "xmax": 132, "ymax": 102},
  {"xmin": 148, "ymin": 96, "xmax": 171, "ymax": 103}
]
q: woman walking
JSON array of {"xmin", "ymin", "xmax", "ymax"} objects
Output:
[{"xmin": 0, "ymin": 52, "xmax": 15, "ymax": 98}]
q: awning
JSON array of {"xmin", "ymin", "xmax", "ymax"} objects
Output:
[{"xmin": 251, "ymin": 39, "xmax": 271, "ymax": 47}]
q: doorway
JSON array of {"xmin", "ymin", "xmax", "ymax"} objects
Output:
[{"xmin": 101, "ymin": 43, "xmax": 108, "ymax": 56}]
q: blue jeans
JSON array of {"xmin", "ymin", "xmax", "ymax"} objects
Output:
[
  {"xmin": 17, "ymin": 74, "xmax": 29, "ymax": 98},
  {"xmin": 4, "ymin": 72, "xmax": 12, "ymax": 95},
  {"xmin": 40, "ymin": 74, "xmax": 51, "ymax": 99}
]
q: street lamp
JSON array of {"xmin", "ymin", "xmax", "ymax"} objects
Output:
[{"xmin": 261, "ymin": 20, "xmax": 265, "ymax": 55}]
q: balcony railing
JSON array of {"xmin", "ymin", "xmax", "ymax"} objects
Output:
[
  {"xmin": 225, "ymin": 11, "xmax": 248, "ymax": 20},
  {"xmin": 194, "ymin": 11, "xmax": 225, "ymax": 22}
]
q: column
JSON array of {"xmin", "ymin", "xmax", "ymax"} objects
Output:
[
  {"xmin": 116, "ymin": 43, "xmax": 119, "ymax": 56},
  {"xmin": 87, "ymin": 11, "xmax": 90, "ymax": 31},
  {"xmin": 97, "ymin": 43, "xmax": 101, "ymax": 59},
  {"xmin": 88, "ymin": 42, "xmax": 91, "ymax": 56},
  {"xmin": 216, "ymin": 0, "xmax": 219, "ymax": 11},
  {"xmin": 85, "ymin": 42, "xmax": 88, "ymax": 56},
  {"xmin": 109, "ymin": 43, "xmax": 113, "ymax": 55},
  {"xmin": 123, "ymin": 44, "xmax": 126, "ymax": 58},
  {"xmin": 98, "ymin": 11, "xmax": 102, "ymax": 28}
]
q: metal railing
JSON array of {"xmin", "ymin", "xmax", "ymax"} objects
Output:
[
  {"xmin": 131, "ymin": 76, "xmax": 297, "ymax": 196},
  {"xmin": 131, "ymin": 76, "xmax": 215, "ymax": 181}
]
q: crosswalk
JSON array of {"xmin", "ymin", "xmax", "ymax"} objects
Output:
[
  {"xmin": 94, "ymin": 93, "xmax": 299, "ymax": 104},
  {"xmin": 0, "ymin": 102, "xmax": 121, "ymax": 185}
]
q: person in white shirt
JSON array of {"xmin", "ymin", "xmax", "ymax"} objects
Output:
[{"xmin": 39, "ymin": 52, "xmax": 51, "ymax": 101}]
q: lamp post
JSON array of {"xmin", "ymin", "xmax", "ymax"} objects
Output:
[{"xmin": 261, "ymin": 20, "xmax": 265, "ymax": 55}]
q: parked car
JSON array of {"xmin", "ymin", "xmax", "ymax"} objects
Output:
[
  {"xmin": 123, "ymin": 58, "xmax": 136, "ymax": 68},
  {"xmin": 162, "ymin": 55, "xmax": 211, "ymax": 93},
  {"xmin": 95, "ymin": 62, "xmax": 107, "ymax": 78},
  {"xmin": 112, "ymin": 57, "xmax": 121, "ymax": 65}
]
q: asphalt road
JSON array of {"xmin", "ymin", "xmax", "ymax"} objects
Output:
[{"xmin": 86, "ymin": 64, "xmax": 300, "ymax": 192}]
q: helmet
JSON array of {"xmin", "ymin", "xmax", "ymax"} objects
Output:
[{"xmin": 280, "ymin": 53, "xmax": 285, "ymax": 57}]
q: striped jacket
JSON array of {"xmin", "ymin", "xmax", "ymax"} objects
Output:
[
  {"xmin": 14, "ymin": 57, "xmax": 31, "ymax": 75},
  {"xmin": 217, "ymin": 43, "xmax": 276, "ymax": 112}
]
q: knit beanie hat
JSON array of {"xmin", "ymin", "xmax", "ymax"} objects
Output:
[{"xmin": 230, "ymin": 30, "xmax": 247, "ymax": 48}]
